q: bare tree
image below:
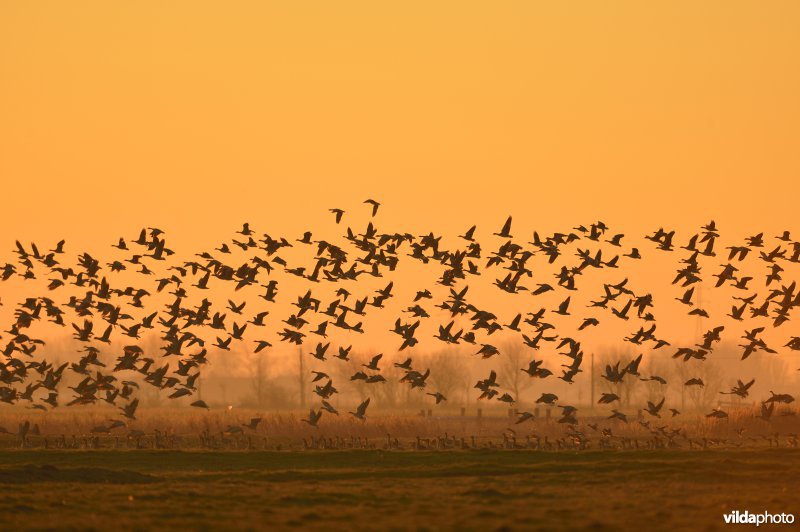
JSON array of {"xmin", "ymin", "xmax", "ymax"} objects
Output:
[
  {"xmin": 498, "ymin": 340, "xmax": 534, "ymax": 404},
  {"xmin": 681, "ymin": 359, "xmax": 725, "ymax": 411},
  {"xmin": 764, "ymin": 356, "xmax": 789, "ymax": 391},
  {"xmin": 332, "ymin": 351, "xmax": 369, "ymax": 402},
  {"xmin": 369, "ymin": 365, "xmax": 407, "ymax": 409},
  {"xmin": 245, "ymin": 344, "xmax": 269, "ymax": 408},
  {"xmin": 596, "ymin": 348, "xmax": 638, "ymax": 408},
  {"xmin": 638, "ymin": 351, "xmax": 673, "ymax": 405},
  {"xmin": 426, "ymin": 348, "xmax": 470, "ymax": 404}
]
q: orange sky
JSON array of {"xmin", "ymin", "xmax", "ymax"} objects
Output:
[
  {"xmin": 1, "ymin": 3, "xmax": 800, "ymax": 410},
  {"xmin": 1, "ymin": 3, "xmax": 798, "ymax": 336},
  {"xmin": 1, "ymin": 1, "xmax": 798, "ymax": 248}
]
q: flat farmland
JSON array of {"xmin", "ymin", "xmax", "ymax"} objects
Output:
[{"xmin": 0, "ymin": 449, "xmax": 797, "ymax": 531}]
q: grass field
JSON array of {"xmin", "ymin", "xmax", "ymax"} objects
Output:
[{"xmin": 0, "ymin": 449, "xmax": 797, "ymax": 531}]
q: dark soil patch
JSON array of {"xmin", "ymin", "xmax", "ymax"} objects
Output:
[{"xmin": 0, "ymin": 464, "xmax": 159, "ymax": 484}]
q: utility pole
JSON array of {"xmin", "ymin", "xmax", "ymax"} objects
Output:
[
  {"xmin": 695, "ymin": 285, "xmax": 704, "ymax": 343},
  {"xmin": 684, "ymin": 284, "xmax": 706, "ymax": 411},
  {"xmin": 590, "ymin": 352, "xmax": 595, "ymax": 410},
  {"xmin": 298, "ymin": 346, "xmax": 306, "ymax": 409}
]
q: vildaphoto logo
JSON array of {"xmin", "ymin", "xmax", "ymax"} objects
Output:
[{"xmin": 723, "ymin": 511, "xmax": 795, "ymax": 526}]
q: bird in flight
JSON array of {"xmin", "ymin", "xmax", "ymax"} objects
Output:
[
  {"xmin": 363, "ymin": 199, "xmax": 380, "ymax": 217},
  {"xmin": 0, "ymin": 204, "xmax": 795, "ymax": 445},
  {"xmin": 349, "ymin": 398, "xmax": 371, "ymax": 421}
]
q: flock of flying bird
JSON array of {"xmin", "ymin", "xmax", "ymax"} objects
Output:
[{"xmin": 0, "ymin": 199, "xmax": 799, "ymax": 436}]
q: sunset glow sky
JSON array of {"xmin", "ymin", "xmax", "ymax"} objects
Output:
[{"xmin": 1, "ymin": 2, "xmax": 799, "ymax": 406}]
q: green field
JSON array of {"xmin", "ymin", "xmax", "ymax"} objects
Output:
[{"xmin": 0, "ymin": 450, "xmax": 797, "ymax": 530}]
